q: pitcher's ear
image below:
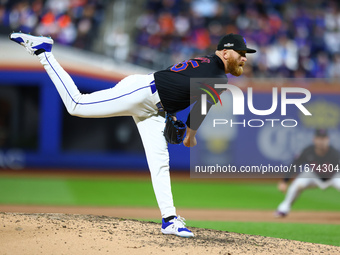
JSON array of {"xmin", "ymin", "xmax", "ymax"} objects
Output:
[{"xmin": 223, "ymin": 49, "xmax": 231, "ymax": 59}]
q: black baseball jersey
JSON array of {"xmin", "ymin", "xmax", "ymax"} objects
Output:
[
  {"xmin": 284, "ymin": 145, "xmax": 340, "ymax": 182},
  {"xmin": 154, "ymin": 54, "xmax": 228, "ymax": 130}
]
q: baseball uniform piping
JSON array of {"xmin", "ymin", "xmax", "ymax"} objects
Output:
[{"xmin": 44, "ymin": 52, "xmax": 153, "ymax": 106}]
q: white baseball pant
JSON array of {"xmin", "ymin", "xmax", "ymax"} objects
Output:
[
  {"xmin": 277, "ymin": 171, "xmax": 340, "ymax": 214},
  {"xmin": 38, "ymin": 52, "xmax": 176, "ymax": 218}
]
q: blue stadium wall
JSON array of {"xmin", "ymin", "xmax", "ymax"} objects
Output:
[
  {"xmin": 0, "ymin": 68, "xmax": 189, "ymax": 170},
  {"xmin": 1, "ymin": 68, "xmax": 340, "ymax": 172}
]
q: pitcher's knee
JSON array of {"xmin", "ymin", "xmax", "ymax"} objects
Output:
[
  {"xmin": 294, "ymin": 177, "xmax": 318, "ymax": 189},
  {"xmin": 295, "ymin": 182, "xmax": 310, "ymax": 191},
  {"xmin": 66, "ymin": 107, "xmax": 81, "ymax": 117}
]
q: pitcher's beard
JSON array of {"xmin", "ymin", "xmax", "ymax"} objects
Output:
[{"xmin": 227, "ymin": 58, "xmax": 244, "ymax": 76}]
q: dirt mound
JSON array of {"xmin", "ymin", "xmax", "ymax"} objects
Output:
[
  {"xmin": 2, "ymin": 205, "xmax": 340, "ymax": 225},
  {"xmin": 0, "ymin": 212, "xmax": 339, "ymax": 255}
]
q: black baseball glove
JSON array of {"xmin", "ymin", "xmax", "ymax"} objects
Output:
[{"xmin": 164, "ymin": 113, "xmax": 186, "ymax": 144}]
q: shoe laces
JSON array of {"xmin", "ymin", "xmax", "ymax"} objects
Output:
[
  {"xmin": 22, "ymin": 42, "xmax": 35, "ymax": 55},
  {"xmin": 172, "ymin": 215, "xmax": 187, "ymax": 228}
]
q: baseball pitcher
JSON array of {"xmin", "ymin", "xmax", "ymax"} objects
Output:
[{"xmin": 10, "ymin": 32, "xmax": 256, "ymax": 237}]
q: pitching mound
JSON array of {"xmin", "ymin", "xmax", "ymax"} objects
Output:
[{"xmin": 1, "ymin": 213, "xmax": 339, "ymax": 255}]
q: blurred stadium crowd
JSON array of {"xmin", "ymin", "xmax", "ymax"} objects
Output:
[
  {"xmin": 1, "ymin": 0, "xmax": 340, "ymax": 78},
  {"xmin": 0, "ymin": 0, "xmax": 105, "ymax": 50},
  {"xmin": 132, "ymin": 0, "xmax": 340, "ymax": 78}
]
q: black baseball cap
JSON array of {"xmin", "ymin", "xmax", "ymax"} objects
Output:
[
  {"xmin": 217, "ymin": 33, "xmax": 256, "ymax": 53},
  {"xmin": 315, "ymin": 128, "xmax": 328, "ymax": 137}
]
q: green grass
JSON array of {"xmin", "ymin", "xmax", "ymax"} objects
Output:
[
  {"xmin": 186, "ymin": 221, "xmax": 340, "ymax": 247},
  {"xmin": 0, "ymin": 177, "xmax": 155, "ymax": 207},
  {"xmin": 1, "ymin": 176, "xmax": 339, "ymax": 246},
  {"xmin": 0, "ymin": 177, "xmax": 339, "ymax": 211},
  {"xmin": 139, "ymin": 219, "xmax": 340, "ymax": 247},
  {"xmin": 173, "ymin": 181, "xmax": 340, "ymax": 211}
]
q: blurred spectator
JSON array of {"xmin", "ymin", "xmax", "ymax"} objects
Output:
[
  {"xmin": 329, "ymin": 53, "xmax": 340, "ymax": 79},
  {"xmin": 131, "ymin": 0, "xmax": 340, "ymax": 78},
  {"xmin": 1, "ymin": 0, "xmax": 340, "ymax": 79},
  {"xmin": 0, "ymin": 0, "xmax": 104, "ymax": 51},
  {"xmin": 105, "ymin": 27, "xmax": 130, "ymax": 61}
]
